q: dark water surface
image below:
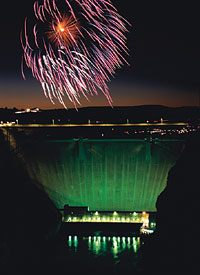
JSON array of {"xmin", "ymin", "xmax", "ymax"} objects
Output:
[{"xmin": 61, "ymin": 235, "xmax": 142, "ymax": 274}]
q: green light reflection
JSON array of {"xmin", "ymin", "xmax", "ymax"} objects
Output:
[{"xmin": 67, "ymin": 235, "xmax": 141, "ymax": 257}]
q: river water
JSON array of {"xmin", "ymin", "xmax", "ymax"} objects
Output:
[{"xmin": 62, "ymin": 235, "xmax": 142, "ymax": 274}]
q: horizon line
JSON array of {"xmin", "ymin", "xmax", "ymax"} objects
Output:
[{"xmin": 1, "ymin": 104, "xmax": 200, "ymax": 111}]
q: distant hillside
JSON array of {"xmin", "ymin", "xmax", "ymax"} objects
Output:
[{"xmin": 0, "ymin": 105, "xmax": 200, "ymax": 124}]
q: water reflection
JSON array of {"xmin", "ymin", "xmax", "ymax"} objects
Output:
[
  {"xmin": 67, "ymin": 235, "xmax": 141, "ymax": 258},
  {"xmin": 65, "ymin": 235, "xmax": 141, "ymax": 274}
]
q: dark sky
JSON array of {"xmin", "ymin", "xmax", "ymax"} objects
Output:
[{"xmin": 0, "ymin": 0, "xmax": 199, "ymax": 109}]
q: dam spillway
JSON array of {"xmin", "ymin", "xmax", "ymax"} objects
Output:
[{"xmin": 2, "ymin": 126, "xmax": 185, "ymax": 211}]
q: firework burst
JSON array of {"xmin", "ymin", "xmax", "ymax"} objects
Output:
[{"xmin": 21, "ymin": 0, "xmax": 130, "ymax": 108}]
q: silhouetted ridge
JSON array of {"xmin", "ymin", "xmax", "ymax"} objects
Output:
[
  {"xmin": 141, "ymin": 131, "xmax": 200, "ymax": 272},
  {"xmin": 0, "ymin": 131, "xmax": 61, "ymax": 268},
  {"xmin": 1, "ymin": 105, "xmax": 200, "ymax": 124}
]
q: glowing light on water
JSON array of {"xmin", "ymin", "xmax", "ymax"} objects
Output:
[{"xmin": 67, "ymin": 235, "xmax": 141, "ymax": 256}]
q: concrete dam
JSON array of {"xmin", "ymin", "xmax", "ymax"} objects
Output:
[{"xmin": 2, "ymin": 126, "xmax": 185, "ymax": 211}]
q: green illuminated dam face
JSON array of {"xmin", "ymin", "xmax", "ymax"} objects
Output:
[{"xmin": 16, "ymin": 136, "xmax": 184, "ymax": 211}]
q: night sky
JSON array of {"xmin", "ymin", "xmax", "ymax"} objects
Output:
[{"xmin": 0, "ymin": 0, "xmax": 199, "ymax": 109}]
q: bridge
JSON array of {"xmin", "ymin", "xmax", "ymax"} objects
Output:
[{"xmin": 0, "ymin": 122, "xmax": 189, "ymax": 128}]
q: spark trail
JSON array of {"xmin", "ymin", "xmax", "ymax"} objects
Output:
[{"xmin": 21, "ymin": 0, "xmax": 130, "ymax": 108}]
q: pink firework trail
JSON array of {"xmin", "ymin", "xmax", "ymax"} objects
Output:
[{"xmin": 21, "ymin": 0, "xmax": 130, "ymax": 108}]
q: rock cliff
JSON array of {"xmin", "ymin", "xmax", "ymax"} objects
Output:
[{"xmin": 141, "ymin": 131, "xmax": 200, "ymax": 273}]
